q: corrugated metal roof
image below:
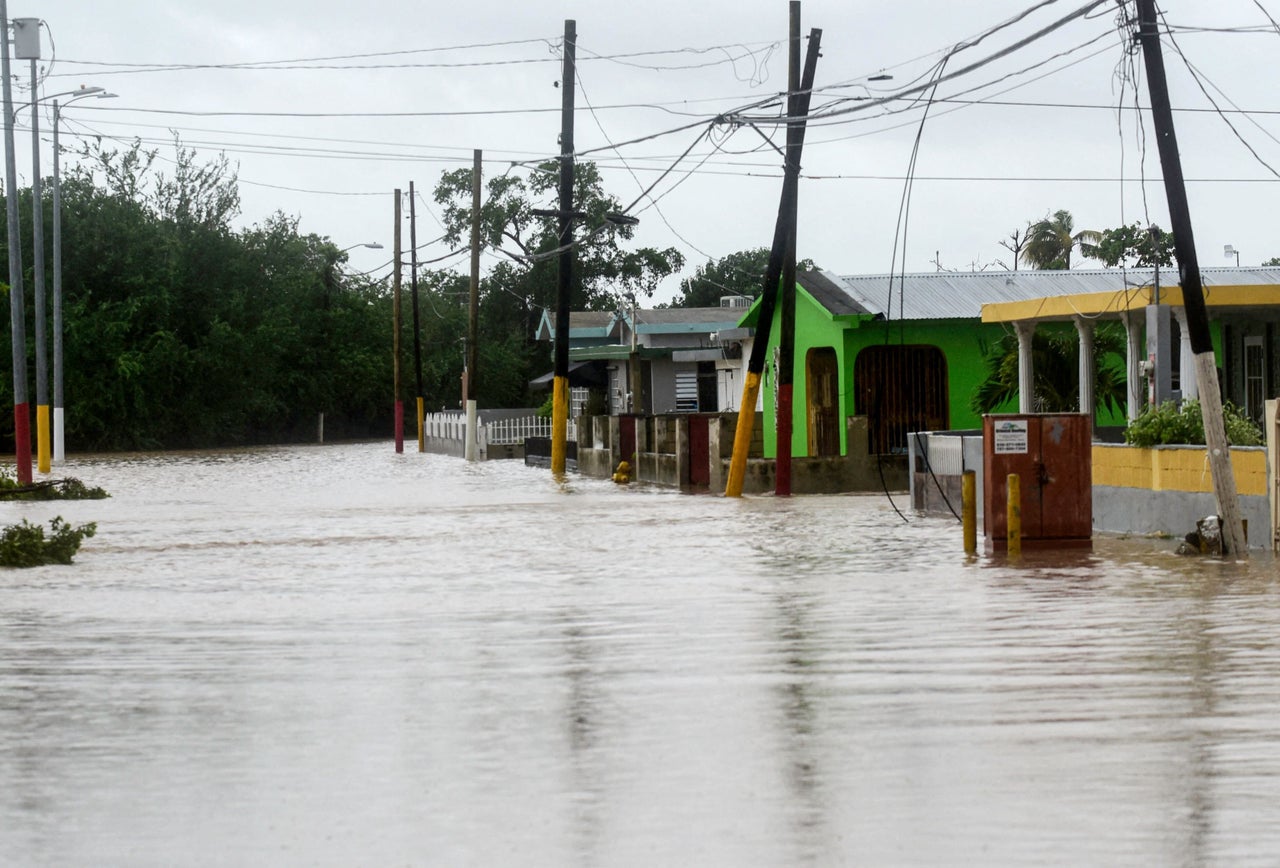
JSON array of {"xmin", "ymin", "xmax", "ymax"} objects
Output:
[
  {"xmin": 797, "ymin": 270, "xmax": 872, "ymax": 317},
  {"xmin": 819, "ymin": 267, "xmax": 1280, "ymax": 321}
]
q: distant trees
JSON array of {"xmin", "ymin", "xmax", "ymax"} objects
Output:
[
  {"xmin": 0, "ymin": 137, "xmax": 395, "ymax": 450},
  {"xmin": 429, "ymin": 160, "xmax": 684, "ymax": 407},
  {"xmin": 669, "ymin": 247, "xmax": 817, "ymax": 307},
  {"xmin": 1023, "ymin": 209, "xmax": 1101, "ymax": 270},
  {"xmin": 1090, "ymin": 223, "xmax": 1175, "ymax": 268}
]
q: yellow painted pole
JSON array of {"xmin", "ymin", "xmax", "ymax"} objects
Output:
[
  {"xmin": 962, "ymin": 470, "xmax": 977, "ymax": 555},
  {"xmin": 552, "ymin": 376, "xmax": 568, "ymax": 475},
  {"xmin": 724, "ymin": 371, "xmax": 762, "ymax": 497},
  {"xmin": 416, "ymin": 396, "xmax": 425, "ymax": 452},
  {"xmin": 1007, "ymin": 473, "xmax": 1022, "ymax": 557},
  {"xmin": 36, "ymin": 405, "xmax": 49, "ymax": 473}
]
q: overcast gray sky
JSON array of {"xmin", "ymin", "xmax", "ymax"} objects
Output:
[{"xmin": 19, "ymin": 0, "xmax": 1280, "ymax": 303}]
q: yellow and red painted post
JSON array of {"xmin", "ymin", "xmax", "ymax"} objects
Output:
[
  {"xmin": 1007, "ymin": 473, "xmax": 1022, "ymax": 557},
  {"xmin": 962, "ymin": 470, "xmax": 977, "ymax": 555}
]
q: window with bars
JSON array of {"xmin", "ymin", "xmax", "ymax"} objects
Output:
[{"xmin": 854, "ymin": 345, "xmax": 949, "ymax": 454}]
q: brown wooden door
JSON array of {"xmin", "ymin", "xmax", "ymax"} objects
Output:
[
  {"xmin": 687, "ymin": 415, "xmax": 710, "ymax": 487},
  {"xmin": 806, "ymin": 348, "xmax": 840, "ymax": 456}
]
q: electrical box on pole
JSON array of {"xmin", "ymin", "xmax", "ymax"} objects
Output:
[{"xmin": 11, "ymin": 18, "xmax": 39, "ymax": 59}]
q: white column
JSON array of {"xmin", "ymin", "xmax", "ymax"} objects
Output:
[
  {"xmin": 1015, "ymin": 321, "xmax": 1035, "ymax": 414},
  {"xmin": 1172, "ymin": 306, "xmax": 1197, "ymax": 401},
  {"xmin": 1123, "ymin": 312, "xmax": 1144, "ymax": 421},
  {"xmin": 1074, "ymin": 315, "xmax": 1095, "ymax": 423}
]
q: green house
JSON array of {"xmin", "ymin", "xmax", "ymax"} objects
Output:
[{"xmin": 744, "ymin": 269, "xmax": 1164, "ymax": 459}]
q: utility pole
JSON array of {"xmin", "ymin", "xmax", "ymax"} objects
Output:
[
  {"xmin": 1, "ymin": 4, "xmax": 31, "ymax": 485},
  {"xmin": 551, "ymin": 19, "xmax": 576, "ymax": 477},
  {"xmin": 466, "ymin": 149, "xmax": 481, "ymax": 462},
  {"xmin": 775, "ymin": 1, "xmax": 802, "ymax": 496},
  {"xmin": 1136, "ymin": 0, "xmax": 1247, "ymax": 556},
  {"xmin": 24, "ymin": 49, "xmax": 49, "ymax": 475},
  {"xmin": 393, "ymin": 188, "xmax": 403, "ymax": 454},
  {"xmin": 409, "ymin": 181, "xmax": 424, "ymax": 452},
  {"xmin": 724, "ymin": 22, "xmax": 822, "ymax": 497}
]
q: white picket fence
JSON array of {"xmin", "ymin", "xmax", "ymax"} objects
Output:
[{"xmin": 423, "ymin": 413, "xmax": 576, "ymax": 451}]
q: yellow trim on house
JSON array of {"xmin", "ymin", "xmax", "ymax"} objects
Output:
[
  {"xmin": 982, "ymin": 288, "xmax": 1152, "ymax": 323},
  {"xmin": 1092, "ymin": 443, "xmax": 1267, "ymax": 497},
  {"xmin": 983, "ymin": 284, "xmax": 1280, "ymax": 324}
]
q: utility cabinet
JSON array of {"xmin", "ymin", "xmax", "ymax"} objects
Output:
[{"xmin": 983, "ymin": 413, "xmax": 1092, "ymax": 549}]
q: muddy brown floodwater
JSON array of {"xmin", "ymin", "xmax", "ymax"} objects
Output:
[{"xmin": 2, "ymin": 441, "xmax": 1280, "ymax": 865}]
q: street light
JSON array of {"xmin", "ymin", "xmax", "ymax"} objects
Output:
[
  {"xmin": 340, "ymin": 241, "xmax": 383, "ymax": 253},
  {"xmin": 51, "ymin": 87, "xmax": 116, "ymax": 465},
  {"xmin": 1224, "ymin": 244, "xmax": 1240, "ymax": 267}
]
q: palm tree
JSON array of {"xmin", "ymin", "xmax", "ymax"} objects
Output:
[
  {"xmin": 970, "ymin": 323, "xmax": 1127, "ymax": 417},
  {"xmin": 1023, "ymin": 209, "xmax": 1101, "ymax": 270}
]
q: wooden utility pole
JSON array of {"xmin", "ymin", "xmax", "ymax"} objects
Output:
[
  {"xmin": 409, "ymin": 181, "xmax": 425, "ymax": 452},
  {"xmin": 1136, "ymin": 0, "xmax": 1247, "ymax": 556},
  {"xmin": 775, "ymin": 1, "xmax": 802, "ymax": 496},
  {"xmin": 551, "ymin": 19, "xmax": 576, "ymax": 477},
  {"xmin": 466, "ymin": 149, "xmax": 482, "ymax": 462},
  {"xmin": 393, "ymin": 188, "xmax": 404, "ymax": 454},
  {"xmin": 724, "ymin": 22, "xmax": 822, "ymax": 497}
]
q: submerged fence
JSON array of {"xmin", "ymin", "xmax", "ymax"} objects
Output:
[{"xmin": 422, "ymin": 412, "xmax": 576, "ymax": 459}]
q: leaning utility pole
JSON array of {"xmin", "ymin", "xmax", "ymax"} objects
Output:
[
  {"xmin": 551, "ymin": 19, "xmax": 576, "ymax": 477},
  {"xmin": 1, "ymin": 2, "xmax": 31, "ymax": 485},
  {"xmin": 409, "ymin": 181, "xmax": 425, "ymax": 452},
  {"xmin": 465, "ymin": 149, "xmax": 482, "ymax": 462},
  {"xmin": 724, "ymin": 21, "xmax": 822, "ymax": 497},
  {"xmin": 393, "ymin": 188, "xmax": 404, "ymax": 454},
  {"xmin": 775, "ymin": 1, "xmax": 802, "ymax": 496},
  {"xmin": 1137, "ymin": 0, "xmax": 1247, "ymax": 556}
]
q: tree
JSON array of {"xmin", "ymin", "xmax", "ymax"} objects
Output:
[
  {"xmin": 998, "ymin": 224, "xmax": 1031, "ymax": 271},
  {"xmin": 1091, "ymin": 223, "xmax": 1175, "ymax": 268},
  {"xmin": 431, "ymin": 160, "xmax": 685, "ymax": 407},
  {"xmin": 1023, "ymin": 209, "xmax": 1100, "ymax": 270},
  {"xmin": 670, "ymin": 248, "xmax": 817, "ymax": 308},
  {"xmin": 970, "ymin": 323, "xmax": 1128, "ymax": 417},
  {"xmin": 1262, "ymin": 256, "xmax": 1280, "ymax": 267}
]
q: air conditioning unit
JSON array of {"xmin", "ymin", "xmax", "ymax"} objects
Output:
[{"xmin": 720, "ymin": 295, "xmax": 751, "ymax": 308}]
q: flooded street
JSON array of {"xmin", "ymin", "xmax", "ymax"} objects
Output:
[{"xmin": 3, "ymin": 442, "xmax": 1280, "ymax": 865}]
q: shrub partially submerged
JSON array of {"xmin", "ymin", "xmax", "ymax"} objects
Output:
[
  {"xmin": 0, "ymin": 470, "xmax": 109, "ymax": 500},
  {"xmin": 1124, "ymin": 399, "xmax": 1263, "ymax": 448},
  {"xmin": 0, "ymin": 516, "xmax": 97, "ymax": 566}
]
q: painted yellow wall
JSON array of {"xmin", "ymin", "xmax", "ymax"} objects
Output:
[{"xmin": 1093, "ymin": 443, "xmax": 1267, "ymax": 497}]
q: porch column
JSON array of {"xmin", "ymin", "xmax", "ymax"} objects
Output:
[
  {"xmin": 1015, "ymin": 320, "xmax": 1035, "ymax": 413},
  {"xmin": 1122, "ymin": 311, "xmax": 1144, "ymax": 421},
  {"xmin": 1074, "ymin": 315, "xmax": 1095, "ymax": 423},
  {"xmin": 1172, "ymin": 306, "xmax": 1197, "ymax": 401}
]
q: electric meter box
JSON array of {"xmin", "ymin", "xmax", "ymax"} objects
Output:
[{"xmin": 983, "ymin": 413, "xmax": 1092, "ymax": 550}]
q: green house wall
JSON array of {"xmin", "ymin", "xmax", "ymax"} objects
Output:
[{"xmin": 757, "ymin": 285, "xmax": 1134, "ymax": 458}]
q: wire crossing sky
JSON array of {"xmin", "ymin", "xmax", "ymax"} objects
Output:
[{"xmin": 22, "ymin": 0, "xmax": 1280, "ymax": 296}]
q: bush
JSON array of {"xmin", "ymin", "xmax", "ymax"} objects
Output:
[
  {"xmin": 1124, "ymin": 399, "xmax": 1263, "ymax": 448},
  {"xmin": 0, "ymin": 516, "xmax": 97, "ymax": 566}
]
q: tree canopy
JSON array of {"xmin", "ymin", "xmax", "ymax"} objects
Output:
[
  {"xmin": 1090, "ymin": 223, "xmax": 1175, "ymax": 268},
  {"xmin": 669, "ymin": 248, "xmax": 818, "ymax": 308},
  {"xmin": 1023, "ymin": 210, "xmax": 1100, "ymax": 270}
]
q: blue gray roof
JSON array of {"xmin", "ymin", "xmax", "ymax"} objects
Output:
[{"xmin": 813, "ymin": 267, "xmax": 1280, "ymax": 321}]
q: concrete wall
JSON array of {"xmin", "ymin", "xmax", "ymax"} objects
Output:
[
  {"xmin": 1092, "ymin": 443, "xmax": 1269, "ymax": 547},
  {"xmin": 574, "ymin": 412, "xmax": 906, "ymax": 495}
]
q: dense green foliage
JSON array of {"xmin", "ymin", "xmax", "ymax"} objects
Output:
[
  {"xmin": 0, "ymin": 516, "xmax": 96, "ymax": 566},
  {"xmin": 0, "ymin": 139, "xmax": 394, "ymax": 450},
  {"xmin": 971, "ymin": 323, "xmax": 1128, "ymax": 416},
  {"xmin": 1124, "ymin": 399, "xmax": 1263, "ymax": 447},
  {"xmin": 0, "ymin": 139, "xmax": 719, "ymax": 447},
  {"xmin": 1091, "ymin": 223, "xmax": 1175, "ymax": 268},
  {"xmin": 669, "ymin": 248, "xmax": 817, "ymax": 308}
]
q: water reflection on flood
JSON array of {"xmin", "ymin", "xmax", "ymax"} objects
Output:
[{"xmin": 2, "ymin": 442, "xmax": 1280, "ymax": 865}]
